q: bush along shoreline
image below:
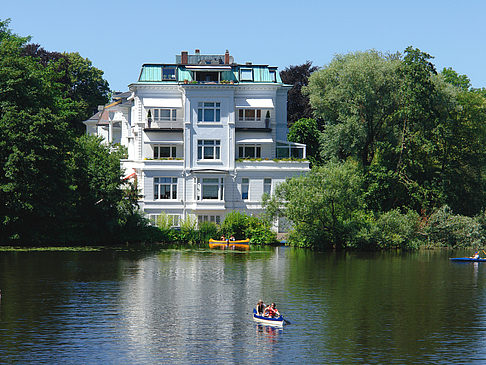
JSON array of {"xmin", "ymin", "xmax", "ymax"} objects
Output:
[{"xmin": 143, "ymin": 211, "xmax": 278, "ymax": 247}]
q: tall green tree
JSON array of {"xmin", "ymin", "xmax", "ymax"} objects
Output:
[
  {"xmin": 0, "ymin": 19, "xmax": 140, "ymax": 245},
  {"xmin": 280, "ymin": 61, "xmax": 318, "ymax": 126},
  {"xmin": 304, "ymin": 51, "xmax": 401, "ymax": 167},
  {"xmin": 22, "ymin": 44, "xmax": 110, "ymax": 135},
  {"xmin": 264, "ymin": 161, "xmax": 365, "ymax": 249},
  {"xmin": 0, "ymin": 20, "xmax": 75, "ymax": 243}
]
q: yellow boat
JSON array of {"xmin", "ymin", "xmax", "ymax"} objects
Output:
[{"xmin": 209, "ymin": 238, "xmax": 250, "ymax": 251}]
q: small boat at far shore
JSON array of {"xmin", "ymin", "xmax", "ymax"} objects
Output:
[
  {"xmin": 209, "ymin": 238, "xmax": 250, "ymax": 251},
  {"xmin": 253, "ymin": 309, "xmax": 284, "ymax": 327},
  {"xmin": 450, "ymin": 257, "xmax": 486, "ymax": 262}
]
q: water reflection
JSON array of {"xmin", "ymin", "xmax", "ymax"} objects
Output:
[
  {"xmin": 2, "ymin": 248, "xmax": 486, "ymax": 363},
  {"xmin": 255, "ymin": 324, "xmax": 282, "ymax": 344}
]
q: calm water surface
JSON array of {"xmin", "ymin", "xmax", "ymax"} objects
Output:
[{"xmin": 1, "ymin": 247, "xmax": 485, "ymax": 364}]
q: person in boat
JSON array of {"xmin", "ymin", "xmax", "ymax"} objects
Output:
[
  {"xmin": 220, "ymin": 235, "xmax": 226, "ymax": 241},
  {"xmin": 471, "ymin": 251, "xmax": 480, "ymax": 259},
  {"xmin": 256, "ymin": 300, "xmax": 266, "ymax": 315},
  {"xmin": 229, "ymin": 235, "xmax": 235, "ymax": 241},
  {"xmin": 264, "ymin": 303, "xmax": 280, "ymax": 318}
]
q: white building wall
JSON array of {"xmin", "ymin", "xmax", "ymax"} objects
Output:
[{"xmin": 106, "ymin": 74, "xmax": 309, "ymax": 229}]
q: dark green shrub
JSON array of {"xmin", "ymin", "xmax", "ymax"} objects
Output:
[
  {"xmin": 198, "ymin": 222, "xmax": 220, "ymax": 242},
  {"xmin": 425, "ymin": 205, "xmax": 484, "ymax": 248},
  {"xmin": 220, "ymin": 211, "xmax": 249, "ymax": 239},
  {"xmin": 245, "ymin": 216, "xmax": 277, "ymax": 245}
]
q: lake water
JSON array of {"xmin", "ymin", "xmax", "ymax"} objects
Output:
[{"xmin": 1, "ymin": 247, "xmax": 486, "ymax": 364}]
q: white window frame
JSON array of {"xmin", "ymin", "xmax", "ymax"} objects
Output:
[
  {"xmin": 153, "ymin": 145, "xmax": 177, "ymax": 159},
  {"xmin": 276, "ymin": 141, "xmax": 306, "ymax": 159},
  {"xmin": 197, "ymin": 102, "xmax": 221, "ymax": 123},
  {"xmin": 198, "ymin": 140, "xmax": 221, "ymax": 160},
  {"xmin": 238, "ymin": 144, "xmax": 261, "ymax": 159},
  {"xmin": 151, "ymin": 108, "xmax": 177, "ymax": 122},
  {"xmin": 148, "ymin": 214, "xmax": 180, "ymax": 227},
  {"xmin": 154, "ymin": 177, "xmax": 178, "ymax": 200},
  {"xmin": 241, "ymin": 178, "xmax": 249, "ymax": 200},
  {"xmin": 198, "ymin": 215, "xmax": 221, "ymax": 225},
  {"xmin": 238, "ymin": 109, "xmax": 262, "ymax": 121},
  {"xmin": 195, "ymin": 177, "xmax": 224, "ymax": 201},
  {"xmin": 263, "ymin": 178, "xmax": 272, "ymax": 196},
  {"xmin": 240, "ymin": 68, "xmax": 253, "ymax": 81}
]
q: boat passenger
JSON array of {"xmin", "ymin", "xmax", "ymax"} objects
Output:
[
  {"xmin": 471, "ymin": 251, "xmax": 480, "ymax": 259},
  {"xmin": 220, "ymin": 235, "xmax": 226, "ymax": 241},
  {"xmin": 256, "ymin": 300, "xmax": 266, "ymax": 315},
  {"xmin": 264, "ymin": 303, "xmax": 280, "ymax": 318},
  {"xmin": 229, "ymin": 235, "xmax": 235, "ymax": 241}
]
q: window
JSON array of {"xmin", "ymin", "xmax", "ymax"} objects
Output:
[
  {"xmin": 195, "ymin": 178, "xmax": 224, "ymax": 200},
  {"xmin": 276, "ymin": 142, "xmax": 305, "ymax": 158},
  {"xmin": 241, "ymin": 178, "xmax": 249, "ymax": 200},
  {"xmin": 153, "ymin": 145, "xmax": 177, "ymax": 159},
  {"xmin": 269, "ymin": 70, "xmax": 276, "ymax": 82},
  {"xmin": 198, "ymin": 215, "xmax": 221, "ymax": 225},
  {"xmin": 149, "ymin": 214, "xmax": 180, "ymax": 227},
  {"xmin": 162, "ymin": 66, "xmax": 176, "ymax": 81},
  {"xmin": 238, "ymin": 109, "xmax": 262, "ymax": 121},
  {"xmin": 238, "ymin": 144, "xmax": 261, "ymax": 159},
  {"xmin": 152, "ymin": 108, "xmax": 177, "ymax": 122},
  {"xmin": 198, "ymin": 140, "xmax": 221, "ymax": 160},
  {"xmin": 240, "ymin": 68, "xmax": 253, "ymax": 81},
  {"xmin": 154, "ymin": 177, "xmax": 177, "ymax": 200},
  {"xmin": 197, "ymin": 102, "xmax": 221, "ymax": 122},
  {"xmin": 264, "ymin": 178, "xmax": 272, "ymax": 195},
  {"xmin": 196, "ymin": 72, "xmax": 219, "ymax": 82}
]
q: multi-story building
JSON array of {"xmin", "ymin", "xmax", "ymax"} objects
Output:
[{"xmin": 85, "ymin": 50, "xmax": 309, "ymax": 229}]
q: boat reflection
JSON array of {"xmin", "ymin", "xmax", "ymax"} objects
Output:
[{"xmin": 256, "ymin": 323, "xmax": 282, "ymax": 343}]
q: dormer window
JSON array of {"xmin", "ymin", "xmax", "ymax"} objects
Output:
[
  {"xmin": 240, "ymin": 68, "xmax": 253, "ymax": 81},
  {"xmin": 162, "ymin": 66, "xmax": 176, "ymax": 81},
  {"xmin": 195, "ymin": 71, "xmax": 219, "ymax": 82},
  {"xmin": 269, "ymin": 70, "xmax": 276, "ymax": 82}
]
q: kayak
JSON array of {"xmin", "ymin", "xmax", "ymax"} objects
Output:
[
  {"xmin": 209, "ymin": 238, "xmax": 250, "ymax": 251},
  {"xmin": 252, "ymin": 308, "xmax": 284, "ymax": 327},
  {"xmin": 450, "ymin": 257, "xmax": 486, "ymax": 262}
]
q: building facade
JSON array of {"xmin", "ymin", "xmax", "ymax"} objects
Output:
[{"xmin": 85, "ymin": 50, "xmax": 309, "ymax": 229}]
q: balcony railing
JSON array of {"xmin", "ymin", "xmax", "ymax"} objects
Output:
[{"xmin": 146, "ymin": 119, "xmax": 183, "ymax": 130}]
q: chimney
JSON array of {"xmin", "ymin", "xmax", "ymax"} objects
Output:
[
  {"xmin": 195, "ymin": 49, "xmax": 200, "ymax": 54},
  {"xmin": 181, "ymin": 51, "xmax": 188, "ymax": 65},
  {"xmin": 224, "ymin": 50, "xmax": 230, "ymax": 64}
]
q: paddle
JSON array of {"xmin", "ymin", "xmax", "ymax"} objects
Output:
[
  {"xmin": 282, "ymin": 317, "xmax": 291, "ymax": 325},
  {"xmin": 482, "ymin": 249, "xmax": 486, "ymax": 256}
]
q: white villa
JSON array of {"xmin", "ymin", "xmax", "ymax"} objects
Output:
[{"xmin": 84, "ymin": 50, "xmax": 309, "ymax": 230}]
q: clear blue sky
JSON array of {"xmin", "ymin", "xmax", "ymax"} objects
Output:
[{"xmin": 3, "ymin": 0, "xmax": 485, "ymax": 92}]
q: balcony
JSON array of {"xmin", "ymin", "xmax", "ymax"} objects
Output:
[
  {"xmin": 145, "ymin": 119, "xmax": 183, "ymax": 132},
  {"xmin": 235, "ymin": 118, "xmax": 271, "ymax": 132}
]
